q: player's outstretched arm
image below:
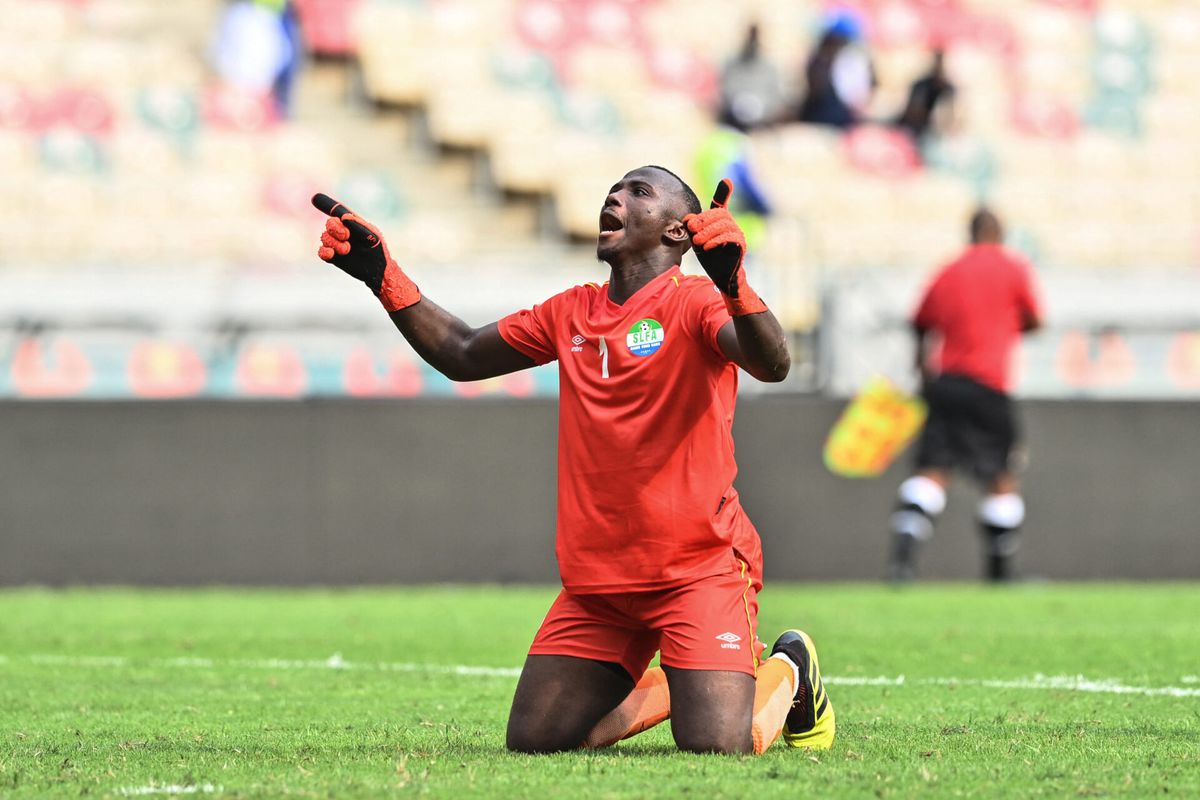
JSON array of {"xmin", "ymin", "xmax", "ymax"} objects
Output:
[
  {"xmin": 685, "ymin": 180, "xmax": 791, "ymax": 383},
  {"xmin": 312, "ymin": 193, "xmax": 535, "ymax": 381}
]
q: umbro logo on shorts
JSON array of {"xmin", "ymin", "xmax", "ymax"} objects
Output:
[{"xmin": 715, "ymin": 632, "xmax": 742, "ymax": 650}]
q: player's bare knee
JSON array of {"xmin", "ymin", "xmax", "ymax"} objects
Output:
[
  {"xmin": 505, "ymin": 722, "xmax": 573, "ymax": 754},
  {"xmin": 672, "ymin": 727, "xmax": 753, "ymax": 755},
  {"xmin": 504, "ymin": 734, "xmax": 554, "ymax": 754}
]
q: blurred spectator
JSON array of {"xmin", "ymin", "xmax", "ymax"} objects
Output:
[
  {"xmin": 274, "ymin": 2, "xmax": 304, "ymax": 117},
  {"xmin": 893, "ymin": 50, "xmax": 957, "ymax": 148},
  {"xmin": 886, "ymin": 209, "xmax": 1043, "ymax": 584},
  {"xmin": 796, "ymin": 10, "xmax": 875, "ymax": 129},
  {"xmin": 694, "ymin": 125, "xmax": 772, "ymax": 249},
  {"xmin": 212, "ymin": 0, "xmax": 302, "ymax": 117},
  {"xmin": 717, "ymin": 24, "xmax": 785, "ymax": 133}
]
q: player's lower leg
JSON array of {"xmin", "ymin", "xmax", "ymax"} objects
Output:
[
  {"xmin": 888, "ymin": 475, "xmax": 946, "ymax": 581},
  {"xmin": 750, "ymin": 654, "xmax": 795, "ymax": 753},
  {"xmin": 753, "ymin": 630, "xmax": 835, "ymax": 752},
  {"xmin": 581, "ymin": 667, "xmax": 670, "ymax": 748},
  {"xmin": 978, "ymin": 493, "xmax": 1025, "ymax": 582}
]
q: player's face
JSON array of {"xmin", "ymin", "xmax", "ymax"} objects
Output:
[{"xmin": 597, "ymin": 169, "xmax": 681, "ymax": 262}]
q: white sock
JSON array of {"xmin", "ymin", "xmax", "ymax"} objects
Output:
[{"xmin": 769, "ymin": 652, "xmax": 801, "ymax": 693}]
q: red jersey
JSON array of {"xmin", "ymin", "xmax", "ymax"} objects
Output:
[
  {"xmin": 498, "ymin": 266, "xmax": 763, "ymax": 593},
  {"xmin": 913, "ymin": 244, "xmax": 1042, "ymax": 393}
]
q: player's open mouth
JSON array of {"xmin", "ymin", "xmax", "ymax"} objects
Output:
[{"xmin": 599, "ymin": 210, "xmax": 623, "ymax": 235}]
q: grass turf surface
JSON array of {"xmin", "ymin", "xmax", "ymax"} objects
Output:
[{"xmin": 1, "ymin": 584, "xmax": 1198, "ymax": 798}]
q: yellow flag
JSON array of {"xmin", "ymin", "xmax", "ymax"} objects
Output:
[{"xmin": 823, "ymin": 376, "xmax": 927, "ymax": 478}]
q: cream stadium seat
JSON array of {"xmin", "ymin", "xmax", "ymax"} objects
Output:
[
  {"xmin": 354, "ymin": 1, "xmax": 428, "ymax": 105},
  {"xmin": 486, "ymin": 93, "xmax": 566, "ymax": 194}
]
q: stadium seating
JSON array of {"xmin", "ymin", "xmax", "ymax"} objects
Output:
[
  {"xmin": 339, "ymin": 0, "xmax": 1200, "ymax": 279},
  {"xmin": 2, "ymin": 0, "xmax": 1198, "ymax": 398},
  {"xmin": 7, "ymin": 0, "xmax": 1196, "ymax": 277}
]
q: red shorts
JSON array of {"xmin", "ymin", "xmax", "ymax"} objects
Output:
[{"xmin": 528, "ymin": 560, "xmax": 765, "ymax": 679}]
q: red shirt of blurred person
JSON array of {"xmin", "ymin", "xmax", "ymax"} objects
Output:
[
  {"xmin": 499, "ymin": 267, "xmax": 763, "ymax": 594},
  {"xmin": 913, "ymin": 239, "xmax": 1041, "ymax": 394}
]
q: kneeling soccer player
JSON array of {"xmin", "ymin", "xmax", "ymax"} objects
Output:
[{"xmin": 310, "ymin": 166, "xmax": 834, "ymax": 754}]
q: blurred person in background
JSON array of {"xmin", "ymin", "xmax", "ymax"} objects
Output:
[
  {"xmin": 887, "ymin": 209, "xmax": 1043, "ymax": 583},
  {"xmin": 702, "ymin": 24, "xmax": 778, "ymax": 251},
  {"xmin": 717, "ymin": 24, "xmax": 786, "ymax": 133},
  {"xmin": 308, "ymin": 167, "xmax": 834, "ymax": 755},
  {"xmin": 212, "ymin": 0, "xmax": 302, "ymax": 117},
  {"xmin": 893, "ymin": 49, "xmax": 958, "ymax": 150},
  {"xmin": 693, "ymin": 127, "xmax": 773, "ymax": 251},
  {"xmin": 796, "ymin": 9, "xmax": 875, "ymax": 129}
]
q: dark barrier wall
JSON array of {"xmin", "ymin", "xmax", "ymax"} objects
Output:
[{"xmin": 2, "ymin": 399, "xmax": 1197, "ymax": 585}]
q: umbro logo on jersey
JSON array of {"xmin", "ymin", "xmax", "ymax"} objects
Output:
[
  {"xmin": 716, "ymin": 632, "xmax": 742, "ymax": 650},
  {"xmin": 570, "ymin": 334, "xmax": 586, "ymax": 353}
]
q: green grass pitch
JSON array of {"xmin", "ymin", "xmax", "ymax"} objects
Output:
[{"xmin": 2, "ymin": 584, "xmax": 1198, "ymax": 798}]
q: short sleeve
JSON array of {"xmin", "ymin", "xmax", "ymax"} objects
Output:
[
  {"xmin": 687, "ymin": 278, "xmax": 733, "ymax": 360},
  {"xmin": 497, "ymin": 287, "xmax": 577, "ymax": 365}
]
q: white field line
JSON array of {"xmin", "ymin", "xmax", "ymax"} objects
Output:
[
  {"xmin": 24, "ymin": 652, "xmax": 522, "ymax": 678},
  {"xmin": 116, "ymin": 785, "xmax": 221, "ymax": 797},
  {"xmin": 9, "ymin": 653, "xmax": 1200, "ymax": 697}
]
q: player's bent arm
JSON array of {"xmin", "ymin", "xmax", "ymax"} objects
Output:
[
  {"xmin": 717, "ymin": 313, "xmax": 790, "ymax": 383},
  {"xmin": 309, "ymin": 192, "xmax": 535, "ymax": 381},
  {"xmin": 688, "ymin": 179, "xmax": 789, "ymax": 382},
  {"xmin": 388, "ymin": 301, "xmax": 535, "ymax": 382}
]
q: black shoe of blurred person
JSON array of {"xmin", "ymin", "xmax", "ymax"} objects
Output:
[{"xmin": 888, "ymin": 533, "xmax": 919, "ymax": 583}]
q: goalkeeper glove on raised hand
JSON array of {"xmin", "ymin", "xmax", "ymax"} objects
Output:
[
  {"xmin": 683, "ymin": 179, "xmax": 768, "ymax": 317},
  {"xmin": 311, "ymin": 193, "xmax": 421, "ymax": 312}
]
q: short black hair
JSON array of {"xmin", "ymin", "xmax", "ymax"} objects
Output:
[
  {"xmin": 643, "ymin": 165, "xmax": 702, "ymax": 217},
  {"xmin": 970, "ymin": 207, "xmax": 1003, "ymax": 244}
]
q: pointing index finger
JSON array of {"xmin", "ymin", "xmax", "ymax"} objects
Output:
[{"xmin": 312, "ymin": 193, "xmax": 353, "ymax": 219}]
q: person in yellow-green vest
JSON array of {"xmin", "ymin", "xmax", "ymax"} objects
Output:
[{"xmin": 694, "ymin": 126, "xmax": 773, "ymax": 250}]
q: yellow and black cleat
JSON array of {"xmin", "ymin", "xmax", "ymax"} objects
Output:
[{"xmin": 771, "ymin": 629, "xmax": 836, "ymax": 750}]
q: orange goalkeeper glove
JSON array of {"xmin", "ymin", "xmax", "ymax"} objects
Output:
[
  {"xmin": 312, "ymin": 193, "xmax": 421, "ymax": 312},
  {"xmin": 683, "ymin": 179, "xmax": 768, "ymax": 317}
]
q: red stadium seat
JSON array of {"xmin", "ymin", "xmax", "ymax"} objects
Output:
[
  {"xmin": 843, "ymin": 125, "xmax": 921, "ymax": 178},
  {"xmin": 262, "ymin": 172, "xmax": 325, "ymax": 218},
  {"xmin": 871, "ymin": 0, "xmax": 929, "ymax": 48},
  {"xmin": 644, "ymin": 44, "xmax": 716, "ymax": 104},
  {"xmin": 294, "ymin": 0, "xmax": 362, "ymax": 56},
  {"xmin": 45, "ymin": 87, "xmax": 116, "ymax": 137},
  {"xmin": 1011, "ymin": 93, "xmax": 1079, "ymax": 139},
  {"xmin": 202, "ymin": 84, "xmax": 279, "ymax": 132},
  {"xmin": 580, "ymin": 0, "xmax": 645, "ymax": 49},
  {"xmin": 0, "ymin": 85, "xmax": 44, "ymax": 132},
  {"xmin": 1038, "ymin": 0, "xmax": 1098, "ymax": 13},
  {"xmin": 514, "ymin": 0, "xmax": 586, "ymax": 53}
]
